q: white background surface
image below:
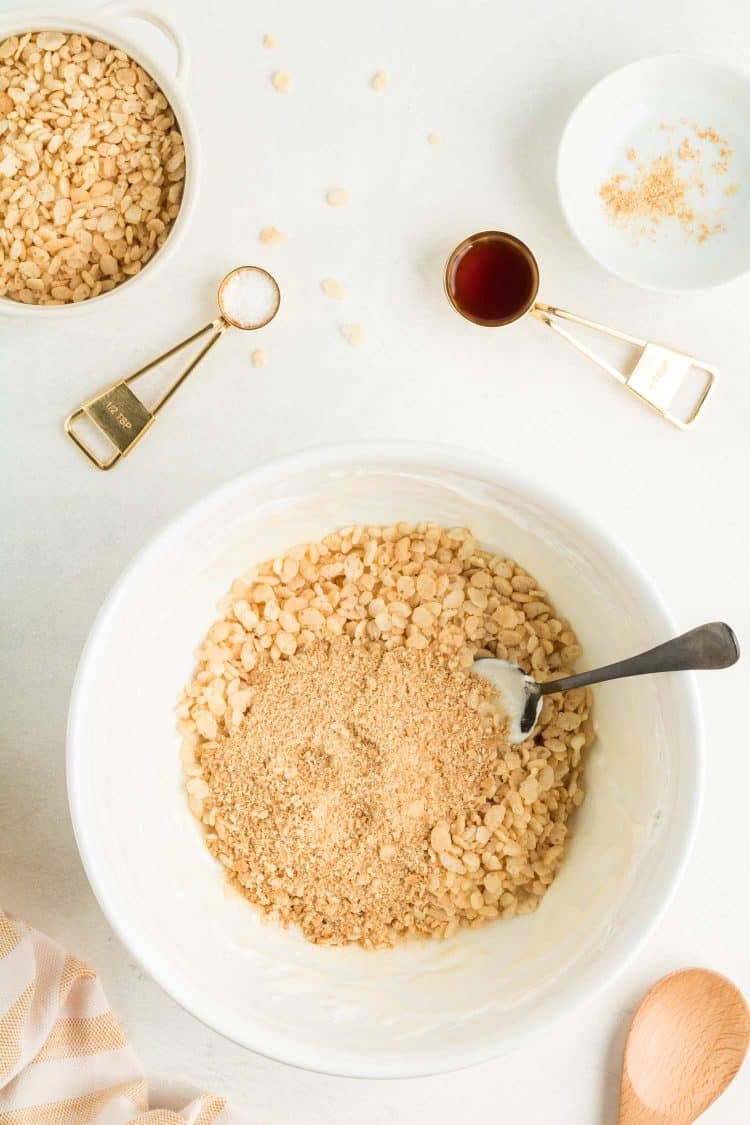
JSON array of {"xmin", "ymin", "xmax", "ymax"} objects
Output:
[{"xmin": 2, "ymin": 0, "xmax": 749, "ymax": 1120}]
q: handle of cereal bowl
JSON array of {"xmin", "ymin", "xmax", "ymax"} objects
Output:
[{"xmin": 95, "ymin": 3, "xmax": 189, "ymax": 84}]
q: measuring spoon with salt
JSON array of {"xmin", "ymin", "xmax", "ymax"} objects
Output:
[
  {"xmin": 65, "ymin": 266, "xmax": 280, "ymax": 470},
  {"xmin": 475, "ymin": 621, "xmax": 739, "ymax": 743}
]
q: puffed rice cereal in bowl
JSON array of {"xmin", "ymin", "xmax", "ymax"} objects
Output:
[
  {"xmin": 178, "ymin": 523, "xmax": 595, "ymax": 949},
  {"xmin": 0, "ymin": 28, "xmax": 187, "ymax": 307}
]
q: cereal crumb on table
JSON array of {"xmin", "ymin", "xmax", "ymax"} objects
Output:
[
  {"xmin": 271, "ymin": 71, "xmax": 292, "ymax": 93},
  {"xmin": 263, "ymin": 33, "xmax": 276, "ymax": 48},
  {"xmin": 371, "ymin": 71, "xmax": 388, "ymax": 91},
  {"xmin": 259, "ymin": 226, "xmax": 287, "ymax": 245},
  {"xmin": 340, "ymin": 323, "xmax": 364, "ymax": 346},
  {"xmin": 321, "ymin": 278, "xmax": 347, "ymax": 299},
  {"xmin": 326, "ymin": 187, "xmax": 350, "ymax": 207},
  {"xmin": 251, "ymin": 349, "xmax": 267, "ymax": 368},
  {"xmin": 427, "ymin": 132, "xmax": 442, "ymax": 146}
]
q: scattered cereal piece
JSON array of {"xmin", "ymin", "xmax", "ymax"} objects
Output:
[
  {"xmin": 259, "ymin": 226, "xmax": 287, "ymax": 245},
  {"xmin": 263, "ymin": 33, "xmax": 276, "ymax": 48},
  {"xmin": 427, "ymin": 132, "xmax": 442, "ymax": 146},
  {"xmin": 326, "ymin": 187, "xmax": 350, "ymax": 208},
  {"xmin": 340, "ymin": 323, "xmax": 364, "ymax": 346},
  {"xmin": 321, "ymin": 278, "xmax": 347, "ymax": 299},
  {"xmin": 725, "ymin": 183, "xmax": 740, "ymax": 197},
  {"xmin": 251, "ymin": 349, "xmax": 267, "ymax": 368},
  {"xmin": 371, "ymin": 71, "xmax": 388, "ymax": 92},
  {"xmin": 272, "ymin": 71, "xmax": 292, "ymax": 93},
  {"xmin": 626, "ymin": 147, "xmax": 637, "ymax": 161}
]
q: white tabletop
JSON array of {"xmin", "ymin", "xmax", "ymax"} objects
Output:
[{"xmin": 2, "ymin": 0, "xmax": 749, "ymax": 1120}]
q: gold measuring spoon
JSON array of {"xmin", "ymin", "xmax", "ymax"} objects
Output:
[
  {"xmin": 619, "ymin": 969, "xmax": 750, "ymax": 1123},
  {"xmin": 445, "ymin": 231, "xmax": 718, "ymax": 429},
  {"xmin": 65, "ymin": 266, "xmax": 280, "ymax": 470}
]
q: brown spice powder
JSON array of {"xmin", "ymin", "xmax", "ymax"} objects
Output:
[
  {"xmin": 199, "ymin": 639, "xmax": 502, "ymax": 947},
  {"xmin": 599, "ymin": 155, "xmax": 694, "ymax": 227},
  {"xmin": 599, "ymin": 120, "xmax": 737, "ymax": 243}
]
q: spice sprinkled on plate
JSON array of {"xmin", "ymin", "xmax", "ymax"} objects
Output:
[
  {"xmin": 600, "ymin": 157, "xmax": 694, "ymax": 228},
  {"xmin": 599, "ymin": 120, "xmax": 737, "ymax": 243}
]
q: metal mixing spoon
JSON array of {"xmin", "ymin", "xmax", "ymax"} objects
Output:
[{"xmin": 474, "ymin": 622, "xmax": 740, "ymax": 743}]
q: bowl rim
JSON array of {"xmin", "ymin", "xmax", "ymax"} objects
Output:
[
  {"xmin": 556, "ymin": 51, "xmax": 750, "ymax": 294},
  {"xmin": 66, "ymin": 439, "xmax": 704, "ymax": 1077},
  {"xmin": 0, "ymin": 8, "xmax": 199, "ymax": 317}
]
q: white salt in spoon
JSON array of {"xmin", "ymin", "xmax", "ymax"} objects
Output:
[
  {"xmin": 65, "ymin": 266, "xmax": 281, "ymax": 470},
  {"xmin": 475, "ymin": 622, "xmax": 739, "ymax": 743}
]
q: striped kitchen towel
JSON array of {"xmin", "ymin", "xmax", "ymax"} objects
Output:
[{"xmin": 0, "ymin": 910, "xmax": 252, "ymax": 1124}]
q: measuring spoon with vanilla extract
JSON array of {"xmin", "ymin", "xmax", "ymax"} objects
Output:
[{"xmin": 444, "ymin": 230, "xmax": 718, "ymax": 428}]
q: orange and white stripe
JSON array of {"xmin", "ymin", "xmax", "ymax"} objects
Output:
[{"xmin": 0, "ymin": 910, "xmax": 249, "ymax": 1124}]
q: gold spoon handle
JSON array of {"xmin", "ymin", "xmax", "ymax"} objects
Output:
[
  {"xmin": 64, "ymin": 318, "xmax": 228, "ymax": 470},
  {"xmin": 531, "ymin": 301, "xmax": 718, "ymax": 429}
]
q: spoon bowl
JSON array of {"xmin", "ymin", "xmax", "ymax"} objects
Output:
[{"xmin": 620, "ymin": 968, "xmax": 750, "ymax": 1123}]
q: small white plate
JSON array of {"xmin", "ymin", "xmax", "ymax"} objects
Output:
[{"xmin": 557, "ymin": 55, "xmax": 750, "ymax": 291}]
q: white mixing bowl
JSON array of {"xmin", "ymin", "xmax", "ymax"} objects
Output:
[{"xmin": 67, "ymin": 442, "xmax": 703, "ymax": 1077}]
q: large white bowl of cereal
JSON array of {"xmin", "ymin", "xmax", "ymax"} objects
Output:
[
  {"xmin": 67, "ymin": 442, "xmax": 703, "ymax": 1076},
  {"xmin": 0, "ymin": 7, "xmax": 197, "ymax": 313}
]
